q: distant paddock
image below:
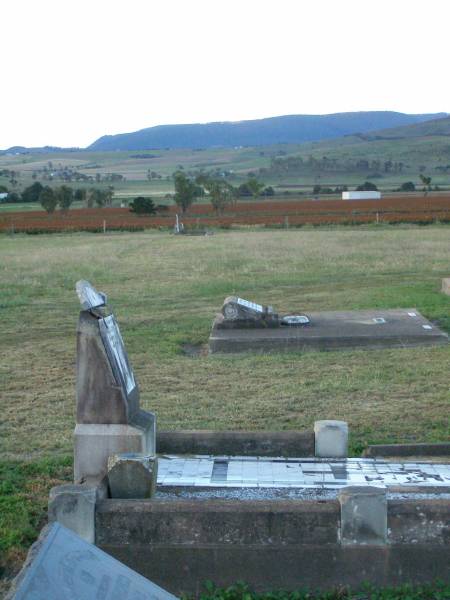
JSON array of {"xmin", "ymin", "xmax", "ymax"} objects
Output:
[{"xmin": 1, "ymin": 195, "xmax": 450, "ymax": 233}]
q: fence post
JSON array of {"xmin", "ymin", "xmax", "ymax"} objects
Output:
[
  {"xmin": 284, "ymin": 216, "xmax": 289, "ymax": 229},
  {"xmin": 103, "ymin": 220, "xmax": 106, "ymax": 234}
]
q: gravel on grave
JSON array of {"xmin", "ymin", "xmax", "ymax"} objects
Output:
[{"xmin": 155, "ymin": 486, "xmax": 450, "ymax": 501}]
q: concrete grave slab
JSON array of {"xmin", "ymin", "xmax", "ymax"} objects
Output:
[
  {"xmin": 209, "ymin": 308, "xmax": 448, "ymax": 353},
  {"xmin": 6, "ymin": 523, "xmax": 177, "ymax": 600}
]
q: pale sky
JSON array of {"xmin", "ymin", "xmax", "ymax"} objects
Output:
[{"xmin": 2, "ymin": 0, "xmax": 450, "ymax": 149}]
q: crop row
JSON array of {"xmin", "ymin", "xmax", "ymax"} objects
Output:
[{"xmin": 2, "ymin": 209, "xmax": 450, "ymax": 233}]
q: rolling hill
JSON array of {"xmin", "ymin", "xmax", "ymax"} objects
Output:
[{"xmin": 87, "ymin": 111, "xmax": 447, "ymax": 151}]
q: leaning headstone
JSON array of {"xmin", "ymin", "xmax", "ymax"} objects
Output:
[
  {"xmin": 108, "ymin": 453, "xmax": 158, "ymax": 499},
  {"xmin": 74, "ymin": 280, "xmax": 156, "ymax": 483},
  {"xmin": 6, "ymin": 523, "xmax": 177, "ymax": 600}
]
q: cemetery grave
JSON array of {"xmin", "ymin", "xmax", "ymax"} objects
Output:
[
  {"xmin": 209, "ymin": 296, "xmax": 448, "ymax": 353},
  {"xmin": 33, "ymin": 281, "xmax": 450, "ymax": 597}
]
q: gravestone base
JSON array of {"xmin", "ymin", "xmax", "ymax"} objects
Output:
[
  {"xmin": 74, "ymin": 416, "xmax": 155, "ymax": 483},
  {"xmin": 209, "ymin": 309, "xmax": 448, "ymax": 353}
]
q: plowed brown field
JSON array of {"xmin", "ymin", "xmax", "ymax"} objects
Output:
[{"xmin": 1, "ymin": 195, "xmax": 450, "ymax": 233}]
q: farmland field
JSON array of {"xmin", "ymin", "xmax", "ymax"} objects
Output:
[
  {"xmin": 2, "ymin": 195, "xmax": 450, "ymax": 233},
  {"xmin": 1, "ymin": 226, "xmax": 450, "ymax": 586}
]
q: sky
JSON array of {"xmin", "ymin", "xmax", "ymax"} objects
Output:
[{"xmin": 2, "ymin": 0, "xmax": 450, "ymax": 149}]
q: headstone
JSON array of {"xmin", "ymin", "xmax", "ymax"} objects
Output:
[
  {"xmin": 314, "ymin": 420, "xmax": 348, "ymax": 458},
  {"xmin": 218, "ymin": 296, "xmax": 279, "ymax": 328},
  {"xmin": 108, "ymin": 453, "xmax": 158, "ymax": 499},
  {"xmin": 74, "ymin": 280, "xmax": 156, "ymax": 482},
  {"xmin": 6, "ymin": 523, "xmax": 177, "ymax": 600},
  {"xmin": 75, "ymin": 279, "xmax": 107, "ymax": 311}
]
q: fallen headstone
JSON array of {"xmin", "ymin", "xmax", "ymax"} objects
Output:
[{"xmin": 6, "ymin": 522, "xmax": 177, "ymax": 600}]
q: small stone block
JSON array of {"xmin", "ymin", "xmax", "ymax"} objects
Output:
[
  {"xmin": 74, "ymin": 422, "xmax": 155, "ymax": 483},
  {"xmin": 314, "ymin": 420, "xmax": 348, "ymax": 458},
  {"xmin": 339, "ymin": 486, "xmax": 387, "ymax": 545},
  {"xmin": 108, "ymin": 453, "xmax": 158, "ymax": 499},
  {"xmin": 5, "ymin": 523, "xmax": 177, "ymax": 600},
  {"xmin": 48, "ymin": 484, "xmax": 97, "ymax": 543},
  {"xmin": 442, "ymin": 278, "xmax": 450, "ymax": 295}
]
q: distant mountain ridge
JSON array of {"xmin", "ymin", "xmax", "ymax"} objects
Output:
[{"xmin": 87, "ymin": 111, "xmax": 448, "ymax": 151}]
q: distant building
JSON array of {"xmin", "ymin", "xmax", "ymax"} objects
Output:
[
  {"xmin": 0, "ymin": 192, "xmax": 8, "ymax": 202},
  {"xmin": 342, "ymin": 191, "xmax": 381, "ymax": 200}
]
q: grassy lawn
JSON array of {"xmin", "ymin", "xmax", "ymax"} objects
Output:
[{"xmin": 1, "ymin": 225, "xmax": 450, "ymax": 587}]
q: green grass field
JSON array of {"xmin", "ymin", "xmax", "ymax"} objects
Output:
[{"xmin": 1, "ymin": 226, "xmax": 450, "ymax": 587}]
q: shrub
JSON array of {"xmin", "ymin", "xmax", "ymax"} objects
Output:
[
  {"xmin": 129, "ymin": 196, "xmax": 157, "ymax": 214},
  {"xmin": 356, "ymin": 181, "xmax": 378, "ymax": 191},
  {"xmin": 399, "ymin": 182, "xmax": 415, "ymax": 192}
]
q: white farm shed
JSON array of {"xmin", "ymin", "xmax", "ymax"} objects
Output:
[
  {"xmin": 0, "ymin": 193, "xmax": 8, "ymax": 202},
  {"xmin": 342, "ymin": 191, "xmax": 381, "ymax": 200}
]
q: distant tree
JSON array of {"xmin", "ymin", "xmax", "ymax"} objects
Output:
[
  {"xmin": 39, "ymin": 186, "xmax": 58, "ymax": 214},
  {"xmin": 399, "ymin": 181, "xmax": 416, "ymax": 192},
  {"xmin": 56, "ymin": 185, "xmax": 73, "ymax": 212},
  {"xmin": 6, "ymin": 192, "xmax": 20, "ymax": 203},
  {"xmin": 88, "ymin": 188, "xmax": 113, "ymax": 207},
  {"xmin": 22, "ymin": 181, "xmax": 44, "ymax": 203},
  {"xmin": 129, "ymin": 196, "xmax": 157, "ymax": 214},
  {"xmin": 173, "ymin": 171, "xmax": 197, "ymax": 213},
  {"xmin": 246, "ymin": 178, "xmax": 265, "ymax": 198},
  {"xmin": 237, "ymin": 182, "xmax": 252, "ymax": 197},
  {"xmin": 356, "ymin": 181, "xmax": 378, "ymax": 191},
  {"xmin": 74, "ymin": 188, "xmax": 86, "ymax": 202},
  {"xmin": 313, "ymin": 184, "xmax": 321, "ymax": 195},
  {"xmin": 261, "ymin": 186, "xmax": 275, "ymax": 197},
  {"xmin": 420, "ymin": 174, "xmax": 432, "ymax": 196},
  {"xmin": 196, "ymin": 176, "xmax": 234, "ymax": 214},
  {"xmin": 0, "ymin": 184, "xmax": 8, "ymax": 193}
]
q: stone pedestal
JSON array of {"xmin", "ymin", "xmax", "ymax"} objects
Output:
[
  {"xmin": 108, "ymin": 453, "xmax": 158, "ymax": 499},
  {"xmin": 314, "ymin": 420, "xmax": 348, "ymax": 458},
  {"xmin": 74, "ymin": 416, "xmax": 155, "ymax": 483},
  {"xmin": 339, "ymin": 486, "xmax": 387, "ymax": 545}
]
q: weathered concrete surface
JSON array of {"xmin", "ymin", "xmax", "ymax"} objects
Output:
[
  {"xmin": 209, "ymin": 309, "xmax": 448, "ymax": 353},
  {"xmin": 364, "ymin": 442, "xmax": 450, "ymax": 457},
  {"xmin": 156, "ymin": 430, "xmax": 315, "ymax": 457},
  {"xmin": 48, "ymin": 484, "xmax": 97, "ymax": 543},
  {"xmin": 388, "ymin": 499, "xmax": 450, "ymax": 544},
  {"xmin": 314, "ymin": 420, "xmax": 348, "ymax": 458},
  {"xmin": 96, "ymin": 497, "xmax": 450, "ymax": 595},
  {"xmin": 96, "ymin": 499, "xmax": 340, "ymax": 546},
  {"xmin": 74, "ymin": 422, "xmax": 155, "ymax": 483},
  {"xmin": 339, "ymin": 486, "xmax": 387, "ymax": 545},
  {"xmin": 108, "ymin": 454, "xmax": 158, "ymax": 499}
]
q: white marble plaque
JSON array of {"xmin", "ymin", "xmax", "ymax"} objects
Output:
[
  {"xmin": 100, "ymin": 315, "xmax": 136, "ymax": 395},
  {"xmin": 237, "ymin": 298, "xmax": 264, "ymax": 313},
  {"xmin": 12, "ymin": 523, "xmax": 177, "ymax": 600}
]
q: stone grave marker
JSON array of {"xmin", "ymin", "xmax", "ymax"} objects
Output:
[
  {"xmin": 74, "ymin": 280, "xmax": 156, "ymax": 482},
  {"xmin": 218, "ymin": 295, "xmax": 279, "ymax": 328},
  {"xmin": 6, "ymin": 522, "xmax": 177, "ymax": 600}
]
